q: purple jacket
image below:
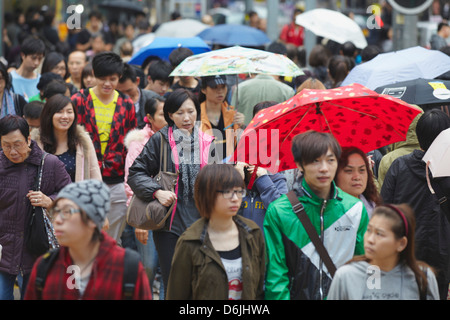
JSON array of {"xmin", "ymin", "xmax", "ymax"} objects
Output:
[{"xmin": 0, "ymin": 141, "xmax": 72, "ymax": 275}]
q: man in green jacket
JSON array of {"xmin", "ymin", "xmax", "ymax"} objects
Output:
[{"xmin": 264, "ymin": 130, "xmax": 369, "ymax": 300}]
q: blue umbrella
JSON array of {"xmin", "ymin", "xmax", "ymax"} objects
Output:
[
  {"xmin": 341, "ymin": 46, "xmax": 450, "ymax": 90},
  {"xmin": 128, "ymin": 36, "xmax": 211, "ymax": 66},
  {"xmin": 197, "ymin": 24, "xmax": 271, "ymax": 47}
]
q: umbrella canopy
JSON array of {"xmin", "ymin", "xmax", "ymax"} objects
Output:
[
  {"xmin": 132, "ymin": 33, "xmax": 156, "ymax": 53},
  {"xmin": 99, "ymin": 0, "xmax": 145, "ymax": 15},
  {"xmin": 374, "ymin": 78, "xmax": 450, "ymax": 107},
  {"xmin": 341, "ymin": 46, "xmax": 450, "ymax": 90},
  {"xmin": 128, "ymin": 37, "xmax": 210, "ymax": 66},
  {"xmin": 295, "ymin": 8, "xmax": 367, "ymax": 49},
  {"xmin": 154, "ymin": 19, "xmax": 209, "ymax": 38},
  {"xmin": 233, "ymin": 83, "xmax": 422, "ymax": 172},
  {"xmin": 197, "ymin": 24, "xmax": 271, "ymax": 47},
  {"xmin": 423, "ymin": 127, "xmax": 450, "ymax": 178},
  {"xmin": 170, "ymin": 45, "xmax": 303, "ymax": 77}
]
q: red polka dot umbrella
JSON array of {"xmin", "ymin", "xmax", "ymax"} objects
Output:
[{"xmin": 233, "ymin": 83, "xmax": 423, "ymax": 173}]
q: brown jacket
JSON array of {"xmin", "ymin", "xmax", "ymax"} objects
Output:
[{"xmin": 166, "ymin": 215, "xmax": 265, "ymax": 300}]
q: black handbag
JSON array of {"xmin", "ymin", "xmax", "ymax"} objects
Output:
[{"xmin": 25, "ymin": 153, "xmax": 57, "ymax": 256}]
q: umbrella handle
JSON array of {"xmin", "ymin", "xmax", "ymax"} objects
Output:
[
  {"xmin": 426, "ymin": 161, "xmax": 435, "ymax": 194},
  {"xmin": 247, "ymin": 165, "xmax": 258, "ymax": 190}
]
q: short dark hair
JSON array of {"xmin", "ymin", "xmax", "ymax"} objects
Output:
[
  {"xmin": 194, "ymin": 164, "xmax": 245, "ymax": 219},
  {"xmin": 438, "ymin": 22, "xmax": 449, "ymax": 32},
  {"xmin": 361, "ymin": 45, "xmax": 381, "ymax": 62},
  {"xmin": 37, "ymin": 72, "xmax": 63, "ymax": 91},
  {"xmin": 119, "ymin": 63, "xmax": 138, "ymax": 83},
  {"xmin": 169, "ymin": 47, "xmax": 193, "ymax": 68},
  {"xmin": 0, "ymin": 114, "xmax": 30, "ymax": 139},
  {"xmin": 252, "ymin": 100, "xmax": 278, "ymax": 118},
  {"xmin": 416, "ymin": 109, "xmax": 450, "ymax": 151},
  {"xmin": 164, "ymin": 89, "xmax": 200, "ymax": 126},
  {"xmin": 148, "ymin": 60, "xmax": 173, "ymax": 83},
  {"xmin": 92, "ymin": 52, "xmax": 124, "ymax": 78},
  {"xmin": 145, "ymin": 96, "xmax": 166, "ymax": 117},
  {"xmin": 291, "ymin": 130, "xmax": 341, "ymax": 167},
  {"xmin": 20, "ymin": 36, "xmax": 46, "ymax": 56},
  {"xmin": 23, "ymin": 101, "xmax": 44, "ymax": 119},
  {"xmin": 43, "ymin": 79, "xmax": 69, "ymax": 100},
  {"xmin": 341, "ymin": 41, "xmax": 356, "ymax": 57}
]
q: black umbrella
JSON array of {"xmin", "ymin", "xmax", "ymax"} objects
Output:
[
  {"xmin": 374, "ymin": 78, "xmax": 450, "ymax": 109},
  {"xmin": 99, "ymin": 0, "xmax": 145, "ymax": 15}
]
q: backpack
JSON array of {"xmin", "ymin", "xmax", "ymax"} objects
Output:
[{"xmin": 35, "ymin": 248, "xmax": 141, "ymax": 300}]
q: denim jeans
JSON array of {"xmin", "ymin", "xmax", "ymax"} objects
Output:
[{"xmin": 0, "ymin": 271, "xmax": 29, "ymax": 300}]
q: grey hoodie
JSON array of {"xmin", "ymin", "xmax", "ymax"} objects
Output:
[{"xmin": 327, "ymin": 260, "xmax": 439, "ymax": 300}]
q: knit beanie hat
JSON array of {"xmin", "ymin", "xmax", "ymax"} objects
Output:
[{"xmin": 56, "ymin": 179, "xmax": 110, "ymax": 231}]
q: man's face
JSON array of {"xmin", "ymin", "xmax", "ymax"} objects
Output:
[
  {"xmin": 95, "ymin": 74, "xmax": 120, "ymax": 96},
  {"xmin": 147, "ymin": 77, "xmax": 170, "ymax": 96},
  {"xmin": 21, "ymin": 53, "xmax": 44, "ymax": 72},
  {"xmin": 299, "ymin": 147, "xmax": 338, "ymax": 198},
  {"xmin": 116, "ymin": 78, "xmax": 140, "ymax": 102},
  {"xmin": 68, "ymin": 52, "xmax": 86, "ymax": 78}
]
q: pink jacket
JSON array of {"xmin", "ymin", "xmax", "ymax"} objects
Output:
[{"xmin": 124, "ymin": 124, "xmax": 155, "ymax": 206}]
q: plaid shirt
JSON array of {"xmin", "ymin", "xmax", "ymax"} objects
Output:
[
  {"xmin": 72, "ymin": 89, "xmax": 137, "ymax": 184},
  {"xmin": 25, "ymin": 232, "xmax": 152, "ymax": 300}
]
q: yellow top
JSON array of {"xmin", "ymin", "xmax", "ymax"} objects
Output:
[{"xmin": 90, "ymin": 88, "xmax": 118, "ymax": 155}]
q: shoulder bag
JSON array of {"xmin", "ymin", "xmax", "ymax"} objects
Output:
[
  {"xmin": 25, "ymin": 153, "xmax": 59, "ymax": 256},
  {"xmin": 126, "ymin": 134, "xmax": 178, "ymax": 230},
  {"xmin": 286, "ymin": 190, "xmax": 337, "ymax": 277}
]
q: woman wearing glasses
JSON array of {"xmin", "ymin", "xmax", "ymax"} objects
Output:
[
  {"xmin": 25, "ymin": 179, "xmax": 152, "ymax": 300},
  {"xmin": 166, "ymin": 164, "xmax": 265, "ymax": 300},
  {"xmin": 0, "ymin": 115, "xmax": 71, "ymax": 300}
]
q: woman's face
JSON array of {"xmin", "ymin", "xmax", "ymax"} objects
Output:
[
  {"xmin": 364, "ymin": 214, "xmax": 407, "ymax": 269},
  {"xmin": 51, "ymin": 60, "xmax": 67, "ymax": 78},
  {"xmin": 53, "ymin": 103, "xmax": 75, "ymax": 133},
  {"xmin": 212, "ymin": 187, "xmax": 244, "ymax": 219},
  {"xmin": 1, "ymin": 129, "xmax": 31, "ymax": 163},
  {"xmin": 83, "ymin": 72, "xmax": 97, "ymax": 88},
  {"xmin": 202, "ymin": 84, "xmax": 227, "ymax": 105},
  {"xmin": 335, "ymin": 153, "xmax": 368, "ymax": 198},
  {"xmin": 169, "ymin": 99, "xmax": 197, "ymax": 134},
  {"xmin": 148, "ymin": 101, "xmax": 167, "ymax": 132},
  {"xmin": 52, "ymin": 198, "xmax": 95, "ymax": 247}
]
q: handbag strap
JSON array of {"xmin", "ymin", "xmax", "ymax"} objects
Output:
[
  {"xmin": 286, "ymin": 190, "xmax": 337, "ymax": 277},
  {"xmin": 36, "ymin": 152, "xmax": 48, "ymax": 192},
  {"xmin": 160, "ymin": 134, "xmax": 168, "ymax": 172}
]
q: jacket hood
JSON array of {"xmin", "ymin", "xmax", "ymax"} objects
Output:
[
  {"xmin": 124, "ymin": 124, "xmax": 154, "ymax": 149},
  {"xmin": 30, "ymin": 125, "xmax": 92, "ymax": 151}
]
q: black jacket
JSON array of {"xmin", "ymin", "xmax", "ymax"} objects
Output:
[{"xmin": 381, "ymin": 149, "xmax": 450, "ymax": 299}]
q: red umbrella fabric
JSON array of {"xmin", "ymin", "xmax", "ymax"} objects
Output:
[{"xmin": 233, "ymin": 83, "xmax": 423, "ymax": 173}]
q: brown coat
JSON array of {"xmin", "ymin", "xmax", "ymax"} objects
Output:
[{"xmin": 166, "ymin": 215, "xmax": 265, "ymax": 300}]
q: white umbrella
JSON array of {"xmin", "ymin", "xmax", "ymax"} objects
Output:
[
  {"xmin": 296, "ymin": 8, "xmax": 367, "ymax": 49},
  {"xmin": 423, "ymin": 127, "xmax": 450, "ymax": 178},
  {"xmin": 154, "ymin": 19, "xmax": 209, "ymax": 38}
]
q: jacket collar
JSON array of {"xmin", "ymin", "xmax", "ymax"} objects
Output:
[{"xmin": 294, "ymin": 176, "xmax": 341, "ymax": 202}]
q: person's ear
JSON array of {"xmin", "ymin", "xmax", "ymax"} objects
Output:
[{"xmin": 397, "ymin": 236, "xmax": 408, "ymax": 253}]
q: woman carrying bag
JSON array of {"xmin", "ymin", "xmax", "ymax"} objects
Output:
[{"xmin": 127, "ymin": 88, "xmax": 218, "ymax": 298}]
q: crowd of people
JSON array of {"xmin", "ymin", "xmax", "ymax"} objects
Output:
[{"xmin": 0, "ymin": 5, "xmax": 449, "ymax": 302}]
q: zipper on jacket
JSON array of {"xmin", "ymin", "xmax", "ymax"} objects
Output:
[{"xmin": 319, "ymin": 199, "xmax": 327, "ymax": 300}]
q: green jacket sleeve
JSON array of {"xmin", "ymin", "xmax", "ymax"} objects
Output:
[
  {"xmin": 263, "ymin": 201, "xmax": 291, "ymax": 300},
  {"xmin": 354, "ymin": 205, "xmax": 369, "ymax": 255}
]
